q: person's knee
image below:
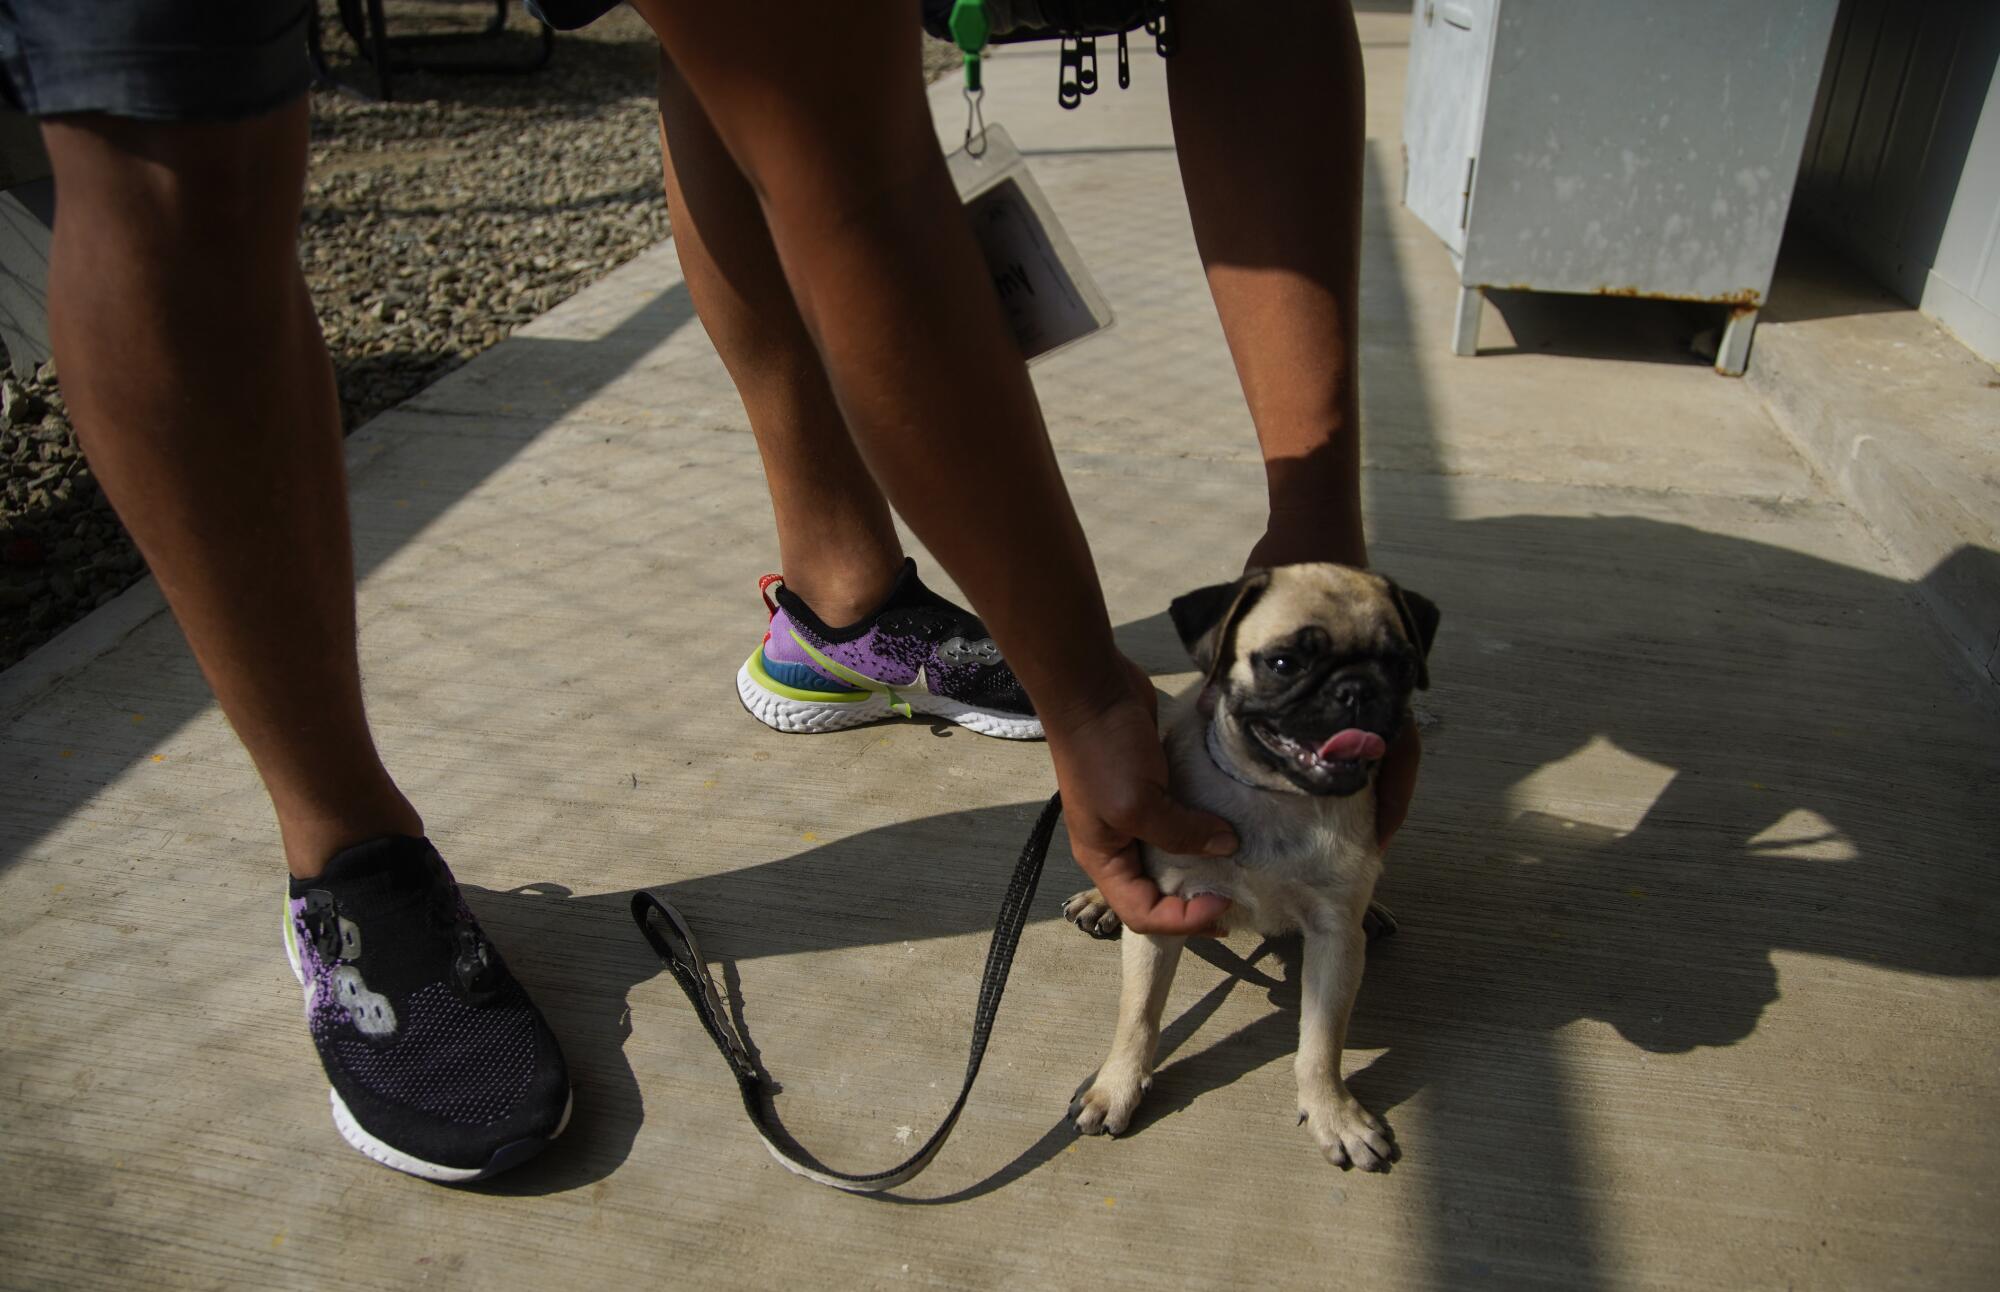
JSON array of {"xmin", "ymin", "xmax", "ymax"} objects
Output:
[{"xmin": 40, "ymin": 97, "xmax": 309, "ymax": 265}]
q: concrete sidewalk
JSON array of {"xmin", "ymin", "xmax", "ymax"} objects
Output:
[{"xmin": 4, "ymin": 12, "xmax": 1997, "ymax": 1289}]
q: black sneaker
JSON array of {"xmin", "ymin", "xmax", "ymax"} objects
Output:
[{"xmin": 283, "ymin": 836, "xmax": 571, "ymax": 1182}]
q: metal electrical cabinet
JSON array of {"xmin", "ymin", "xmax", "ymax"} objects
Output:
[{"xmin": 1402, "ymin": 0, "xmax": 1841, "ymax": 374}]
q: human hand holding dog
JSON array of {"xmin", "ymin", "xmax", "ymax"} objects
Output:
[{"xmin": 1043, "ymin": 658, "xmax": 1239, "ymax": 936}]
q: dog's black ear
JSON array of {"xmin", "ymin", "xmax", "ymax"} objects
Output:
[
  {"xmin": 1385, "ymin": 581, "xmax": 1441, "ymax": 690},
  {"xmin": 1169, "ymin": 569, "xmax": 1271, "ymax": 681}
]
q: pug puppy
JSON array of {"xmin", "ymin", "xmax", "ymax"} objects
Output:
[{"xmin": 1063, "ymin": 563, "xmax": 1438, "ymax": 1170}]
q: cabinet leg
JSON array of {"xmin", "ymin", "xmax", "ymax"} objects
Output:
[
  {"xmin": 1716, "ymin": 306, "xmax": 1758, "ymax": 376},
  {"xmin": 1452, "ymin": 284, "xmax": 1483, "ymax": 356}
]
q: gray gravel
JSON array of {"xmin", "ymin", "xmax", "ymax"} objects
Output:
[
  {"xmin": 303, "ymin": 7, "xmax": 673, "ymax": 429},
  {"xmin": 0, "ymin": 365, "xmax": 142, "ymax": 648}
]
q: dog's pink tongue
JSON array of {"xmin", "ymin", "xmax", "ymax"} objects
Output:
[{"xmin": 1318, "ymin": 729, "xmax": 1387, "ymax": 762}]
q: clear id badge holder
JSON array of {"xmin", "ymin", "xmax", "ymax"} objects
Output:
[{"xmin": 947, "ymin": 122, "xmax": 1115, "ymax": 363}]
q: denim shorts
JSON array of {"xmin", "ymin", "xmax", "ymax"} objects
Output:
[{"xmin": 0, "ymin": 0, "xmax": 312, "ymax": 121}]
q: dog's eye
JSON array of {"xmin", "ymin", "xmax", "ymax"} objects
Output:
[{"xmin": 1264, "ymin": 654, "xmax": 1300, "ymax": 677}]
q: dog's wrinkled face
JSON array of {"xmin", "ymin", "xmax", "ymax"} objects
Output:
[{"xmin": 1170, "ymin": 564, "xmax": 1439, "ymax": 797}]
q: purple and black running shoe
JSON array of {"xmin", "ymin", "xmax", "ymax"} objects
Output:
[
  {"xmin": 283, "ymin": 836, "xmax": 571, "ymax": 1182},
  {"xmin": 737, "ymin": 558, "xmax": 1042, "ymax": 740}
]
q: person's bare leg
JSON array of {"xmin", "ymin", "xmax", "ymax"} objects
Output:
[
  {"xmin": 41, "ymin": 99, "xmax": 420, "ymax": 878},
  {"xmin": 1168, "ymin": 0, "xmax": 1368, "ymax": 570},
  {"xmin": 1168, "ymin": 2, "xmax": 1420, "ymax": 845},
  {"xmin": 618, "ymin": 1, "xmax": 1243, "ymax": 936},
  {"xmin": 656, "ymin": 56, "xmax": 902, "ymax": 627},
  {"xmin": 624, "ymin": 5, "xmax": 1126, "ymax": 709}
]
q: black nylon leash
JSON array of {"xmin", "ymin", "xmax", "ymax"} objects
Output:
[{"xmin": 629, "ymin": 792, "xmax": 1064, "ymax": 1193}]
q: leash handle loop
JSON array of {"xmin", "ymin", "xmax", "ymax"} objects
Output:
[{"xmin": 630, "ymin": 792, "xmax": 1063, "ymax": 1193}]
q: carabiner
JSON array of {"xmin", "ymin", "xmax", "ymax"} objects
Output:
[{"xmin": 963, "ymin": 85, "xmax": 987, "ymax": 157}]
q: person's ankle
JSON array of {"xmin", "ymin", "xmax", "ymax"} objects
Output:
[
  {"xmin": 279, "ymin": 791, "xmax": 425, "ymax": 880},
  {"xmin": 781, "ymin": 559, "xmax": 902, "ymax": 630}
]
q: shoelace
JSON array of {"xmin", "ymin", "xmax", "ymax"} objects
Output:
[
  {"xmin": 424, "ymin": 881, "xmax": 507, "ymax": 1004},
  {"xmin": 301, "ymin": 890, "xmax": 344, "ymax": 963}
]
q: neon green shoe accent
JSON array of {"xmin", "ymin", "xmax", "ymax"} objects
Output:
[
  {"xmin": 745, "ymin": 647, "xmax": 870, "ymax": 704},
  {"xmin": 788, "ymin": 631, "xmax": 916, "ymax": 717}
]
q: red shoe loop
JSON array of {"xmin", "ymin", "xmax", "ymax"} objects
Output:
[{"xmin": 757, "ymin": 573, "xmax": 785, "ymax": 618}]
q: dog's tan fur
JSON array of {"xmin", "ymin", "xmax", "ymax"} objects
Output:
[{"xmin": 1063, "ymin": 564, "xmax": 1434, "ymax": 1170}]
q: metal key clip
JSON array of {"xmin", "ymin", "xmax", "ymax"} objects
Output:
[{"xmin": 964, "ymin": 84, "xmax": 987, "ymax": 157}]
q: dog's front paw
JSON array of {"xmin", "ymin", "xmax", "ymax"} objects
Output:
[
  {"xmin": 1062, "ymin": 888, "xmax": 1122, "ymax": 939},
  {"xmin": 1298, "ymin": 1090, "xmax": 1396, "ymax": 1171},
  {"xmin": 1072, "ymin": 1069, "xmax": 1148, "ymax": 1136}
]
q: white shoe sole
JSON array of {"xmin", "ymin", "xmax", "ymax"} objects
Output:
[
  {"xmin": 328, "ymin": 1085, "xmax": 573, "ymax": 1184},
  {"xmin": 736, "ymin": 660, "xmax": 1044, "ymax": 740},
  {"xmin": 284, "ymin": 901, "xmax": 571, "ymax": 1183}
]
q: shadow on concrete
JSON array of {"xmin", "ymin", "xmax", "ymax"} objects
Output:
[
  {"xmin": 355, "ymin": 128, "xmax": 2000, "ymax": 1287},
  {"xmin": 5, "ymin": 68, "xmax": 1995, "ymax": 1284},
  {"xmin": 454, "ymin": 794, "xmax": 1054, "ymax": 1195},
  {"xmin": 1472, "ymin": 220, "xmax": 1922, "ymax": 359},
  {"xmin": 1923, "ymin": 544, "xmax": 2000, "ymax": 683},
  {"xmin": 458, "ymin": 501, "xmax": 2000, "ymax": 1209},
  {"xmin": 459, "ymin": 879, "xmax": 666, "ymax": 1196},
  {"xmin": 1476, "ymin": 290, "xmax": 1717, "ymax": 366},
  {"xmin": 0, "ymin": 280, "xmax": 699, "ymax": 875},
  {"xmin": 1761, "ymin": 221, "xmax": 1923, "ymax": 326}
]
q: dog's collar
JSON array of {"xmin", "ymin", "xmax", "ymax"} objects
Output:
[{"xmin": 1205, "ymin": 721, "xmax": 1270, "ymax": 791}]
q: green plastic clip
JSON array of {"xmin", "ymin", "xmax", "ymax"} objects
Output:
[{"xmin": 949, "ymin": 0, "xmax": 989, "ymax": 94}]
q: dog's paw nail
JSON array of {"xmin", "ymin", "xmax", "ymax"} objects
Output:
[
  {"xmin": 1074, "ymin": 1076, "xmax": 1143, "ymax": 1138},
  {"xmin": 1062, "ymin": 891, "xmax": 1125, "ymax": 940},
  {"xmin": 1302, "ymin": 1097, "xmax": 1397, "ymax": 1172}
]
